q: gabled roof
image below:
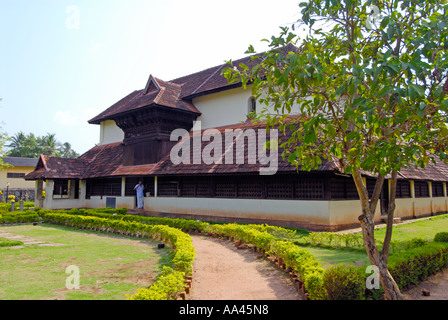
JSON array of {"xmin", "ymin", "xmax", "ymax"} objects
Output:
[
  {"xmin": 88, "ymin": 44, "xmax": 299, "ymax": 125},
  {"xmin": 24, "ymin": 155, "xmax": 87, "ymax": 180},
  {"xmin": 88, "ymin": 83, "xmax": 200, "ymax": 125}
]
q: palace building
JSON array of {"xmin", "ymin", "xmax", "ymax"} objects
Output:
[{"xmin": 25, "ymin": 46, "xmax": 448, "ymax": 230}]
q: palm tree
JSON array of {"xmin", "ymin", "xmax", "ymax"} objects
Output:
[
  {"xmin": 59, "ymin": 142, "xmax": 79, "ymax": 158},
  {"xmin": 39, "ymin": 133, "xmax": 60, "ymax": 156},
  {"xmin": 7, "ymin": 131, "xmax": 26, "ymax": 150}
]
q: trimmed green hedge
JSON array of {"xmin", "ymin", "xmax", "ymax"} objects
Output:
[
  {"xmin": 388, "ymin": 241, "xmax": 448, "ymax": 289},
  {"xmin": 0, "ymin": 211, "xmax": 40, "ymax": 224},
  {"xmin": 126, "ymin": 266, "xmax": 185, "ymax": 300}
]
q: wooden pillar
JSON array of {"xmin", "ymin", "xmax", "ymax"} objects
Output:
[
  {"xmin": 410, "ymin": 180, "xmax": 415, "ymax": 198},
  {"xmin": 154, "ymin": 176, "xmax": 158, "ymax": 198}
]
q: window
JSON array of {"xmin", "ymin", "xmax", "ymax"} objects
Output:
[
  {"xmin": 432, "ymin": 182, "xmax": 444, "ymax": 197},
  {"xmin": 414, "ymin": 181, "xmax": 429, "ymax": 198},
  {"xmin": 86, "ymin": 178, "xmax": 122, "ymax": 197},
  {"xmin": 7, "ymin": 173, "xmax": 25, "ymax": 179},
  {"xmin": 53, "ymin": 180, "xmax": 69, "ymax": 196},
  {"xmin": 248, "ymin": 97, "xmax": 256, "ymax": 116},
  {"xmin": 396, "ymin": 180, "xmax": 411, "ymax": 198}
]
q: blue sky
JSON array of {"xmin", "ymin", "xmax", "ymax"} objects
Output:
[{"xmin": 0, "ymin": 0, "xmax": 300, "ymax": 155}]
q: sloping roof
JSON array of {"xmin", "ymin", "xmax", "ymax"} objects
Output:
[
  {"xmin": 150, "ymin": 119, "xmax": 339, "ymax": 176},
  {"xmin": 24, "ymin": 155, "xmax": 87, "ymax": 180},
  {"xmin": 25, "ymin": 125, "xmax": 448, "ymax": 182},
  {"xmin": 398, "ymin": 157, "xmax": 448, "ymax": 181},
  {"xmin": 24, "ymin": 143, "xmax": 157, "ymax": 180},
  {"xmin": 88, "ymin": 76, "xmax": 201, "ymax": 124},
  {"xmin": 88, "ymin": 44, "xmax": 298, "ymax": 125},
  {"xmin": 2, "ymin": 157, "xmax": 38, "ymax": 167}
]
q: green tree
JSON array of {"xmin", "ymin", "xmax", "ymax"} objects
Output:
[
  {"xmin": 7, "ymin": 132, "xmax": 39, "ymax": 158},
  {"xmin": 7, "ymin": 132, "xmax": 79, "ymax": 158},
  {"xmin": 58, "ymin": 142, "xmax": 79, "ymax": 158},
  {"xmin": 224, "ymin": 0, "xmax": 448, "ymax": 300},
  {"xmin": 38, "ymin": 133, "xmax": 60, "ymax": 156}
]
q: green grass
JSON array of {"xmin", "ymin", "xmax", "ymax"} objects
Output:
[
  {"xmin": 0, "ymin": 237, "xmax": 23, "ymax": 247},
  {"xmin": 0, "ymin": 224, "xmax": 172, "ymax": 300},
  {"xmin": 374, "ymin": 214, "xmax": 448, "ymax": 242},
  {"xmin": 295, "ymin": 214, "xmax": 448, "ymax": 269}
]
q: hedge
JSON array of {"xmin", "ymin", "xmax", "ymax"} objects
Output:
[
  {"xmin": 388, "ymin": 241, "xmax": 448, "ymax": 289},
  {"xmin": 126, "ymin": 266, "xmax": 185, "ymax": 300},
  {"xmin": 0, "ymin": 211, "xmax": 40, "ymax": 224}
]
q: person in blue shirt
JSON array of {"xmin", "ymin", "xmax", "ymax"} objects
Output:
[{"xmin": 134, "ymin": 180, "xmax": 145, "ymax": 209}]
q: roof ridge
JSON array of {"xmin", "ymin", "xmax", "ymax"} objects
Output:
[{"xmin": 190, "ymin": 64, "xmax": 225, "ymax": 96}]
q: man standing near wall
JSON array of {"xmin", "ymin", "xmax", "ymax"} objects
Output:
[{"xmin": 134, "ymin": 180, "xmax": 144, "ymax": 209}]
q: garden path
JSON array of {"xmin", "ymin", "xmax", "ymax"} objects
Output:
[{"xmin": 187, "ymin": 234, "xmax": 303, "ymax": 300}]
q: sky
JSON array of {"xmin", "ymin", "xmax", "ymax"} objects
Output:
[{"xmin": 0, "ymin": 0, "xmax": 301, "ymax": 155}]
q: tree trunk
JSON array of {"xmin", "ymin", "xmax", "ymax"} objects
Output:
[{"xmin": 353, "ymin": 169, "xmax": 404, "ymax": 300}]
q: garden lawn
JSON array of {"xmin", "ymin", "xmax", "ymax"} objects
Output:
[
  {"xmin": 304, "ymin": 246, "xmax": 370, "ymax": 269},
  {"xmin": 374, "ymin": 214, "xmax": 448, "ymax": 242},
  {"xmin": 0, "ymin": 223, "xmax": 171, "ymax": 300}
]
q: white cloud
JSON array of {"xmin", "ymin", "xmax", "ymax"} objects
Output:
[
  {"xmin": 53, "ymin": 110, "xmax": 78, "ymax": 126},
  {"xmin": 53, "ymin": 108, "xmax": 101, "ymax": 126}
]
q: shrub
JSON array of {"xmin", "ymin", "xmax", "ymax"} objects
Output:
[
  {"xmin": 126, "ymin": 266, "xmax": 185, "ymax": 300},
  {"xmin": 323, "ymin": 265, "xmax": 365, "ymax": 300},
  {"xmin": 388, "ymin": 242, "xmax": 448, "ymax": 289},
  {"xmin": 0, "ymin": 211, "xmax": 40, "ymax": 224},
  {"xmin": 434, "ymin": 232, "xmax": 448, "ymax": 243},
  {"xmin": 269, "ymin": 241, "xmax": 326, "ymax": 300}
]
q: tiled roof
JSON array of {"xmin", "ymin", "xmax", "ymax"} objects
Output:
[
  {"xmin": 398, "ymin": 157, "xmax": 448, "ymax": 181},
  {"xmin": 88, "ymin": 44, "xmax": 298, "ymax": 124},
  {"xmin": 150, "ymin": 118, "xmax": 339, "ymax": 176},
  {"xmin": 88, "ymin": 76, "xmax": 201, "ymax": 124},
  {"xmin": 25, "ymin": 142, "xmax": 160, "ymax": 181},
  {"xmin": 24, "ymin": 155, "xmax": 87, "ymax": 180}
]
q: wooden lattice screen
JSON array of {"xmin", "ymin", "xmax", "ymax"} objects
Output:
[
  {"xmin": 414, "ymin": 181, "xmax": 429, "ymax": 198},
  {"xmin": 432, "ymin": 182, "xmax": 444, "ymax": 197}
]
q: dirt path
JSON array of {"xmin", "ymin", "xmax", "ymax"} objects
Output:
[
  {"xmin": 403, "ymin": 268, "xmax": 448, "ymax": 300},
  {"xmin": 188, "ymin": 235, "xmax": 302, "ymax": 300}
]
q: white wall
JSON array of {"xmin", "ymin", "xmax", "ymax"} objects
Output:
[
  {"xmin": 192, "ymin": 85, "xmax": 301, "ymax": 130},
  {"xmin": 99, "ymin": 120, "xmax": 124, "ymax": 145}
]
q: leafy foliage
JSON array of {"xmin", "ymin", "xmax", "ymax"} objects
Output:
[
  {"xmin": 434, "ymin": 232, "xmax": 448, "ymax": 243},
  {"xmin": 6, "ymin": 131, "xmax": 79, "ymax": 158},
  {"xmin": 323, "ymin": 265, "xmax": 365, "ymax": 300},
  {"xmin": 126, "ymin": 266, "xmax": 185, "ymax": 300}
]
